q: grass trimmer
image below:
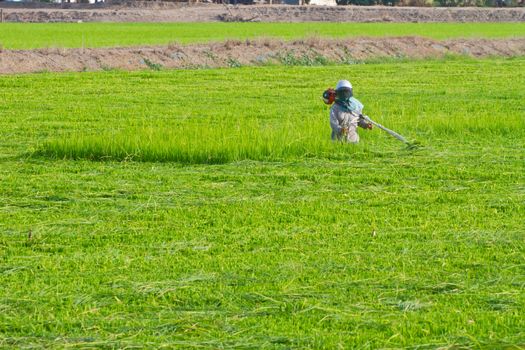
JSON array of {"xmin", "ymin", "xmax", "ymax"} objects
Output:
[
  {"xmin": 360, "ymin": 115, "xmax": 420, "ymax": 149},
  {"xmin": 322, "ymin": 87, "xmax": 419, "ymax": 149}
]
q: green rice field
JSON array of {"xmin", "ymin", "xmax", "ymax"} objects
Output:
[
  {"xmin": 0, "ymin": 22, "xmax": 524, "ymax": 49},
  {"xmin": 1, "ymin": 55, "xmax": 524, "ymax": 348}
]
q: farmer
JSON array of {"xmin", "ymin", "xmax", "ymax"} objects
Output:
[{"xmin": 329, "ymin": 80, "xmax": 372, "ymax": 143}]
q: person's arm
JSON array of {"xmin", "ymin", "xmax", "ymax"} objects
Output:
[{"xmin": 330, "ymin": 107, "xmax": 343, "ymax": 133}]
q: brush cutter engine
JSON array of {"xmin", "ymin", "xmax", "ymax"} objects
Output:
[{"xmin": 322, "ymin": 88, "xmax": 336, "ymax": 105}]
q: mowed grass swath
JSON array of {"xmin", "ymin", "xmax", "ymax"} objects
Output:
[
  {"xmin": 0, "ymin": 22, "xmax": 524, "ymax": 49},
  {"xmin": 1, "ymin": 58, "xmax": 524, "ymax": 348}
]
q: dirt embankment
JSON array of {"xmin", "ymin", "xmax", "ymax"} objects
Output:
[
  {"xmin": 1, "ymin": 4, "xmax": 524, "ymax": 23},
  {"xmin": 1, "ymin": 37, "xmax": 524, "ymax": 74}
]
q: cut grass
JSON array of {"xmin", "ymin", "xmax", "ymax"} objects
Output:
[
  {"xmin": 0, "ymin": 22, "xmax": 524, "ymax": 49},
  {"xmin": 0, "ymin": 57, "xmax": 524, "ymax": 348}
]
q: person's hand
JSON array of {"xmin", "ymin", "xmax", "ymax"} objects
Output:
[{"xmin": 358, "ymin": 117, "xmax": 373, "ymax": 130}]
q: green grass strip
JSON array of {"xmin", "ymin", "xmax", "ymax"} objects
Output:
[
  {"xmin": 0, "ymin": 57, "xmax": 524, "ymax": 348},
  {"xmin": 1, "ymin": 22, "xmax": 524, "ymax": 49}
]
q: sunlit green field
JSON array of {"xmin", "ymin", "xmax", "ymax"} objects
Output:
[
  {"xmin": 1, "ymin": 57, "xmax": 524, "ymax": 348},
  {"xmin": 1, "ymin": 22, "xmax": 524, "ymax": 49}
]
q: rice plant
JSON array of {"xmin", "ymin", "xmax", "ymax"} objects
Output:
[{"xmin": 1, "ymin": 57, "xmax": 524, "ymax": 349}]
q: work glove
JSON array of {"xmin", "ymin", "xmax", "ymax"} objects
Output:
[{"xmin": 358, "ymin": 116, "xmax": 373, "ymax": 130}]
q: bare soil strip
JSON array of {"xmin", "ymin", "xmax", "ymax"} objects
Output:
[
  {"xmin": 1, "ymin": 4, "xmax": 524, "ymax": 23},
  {"xmin": 1, "ymin": 37, "xmax": 524, "ymax": 74}
]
